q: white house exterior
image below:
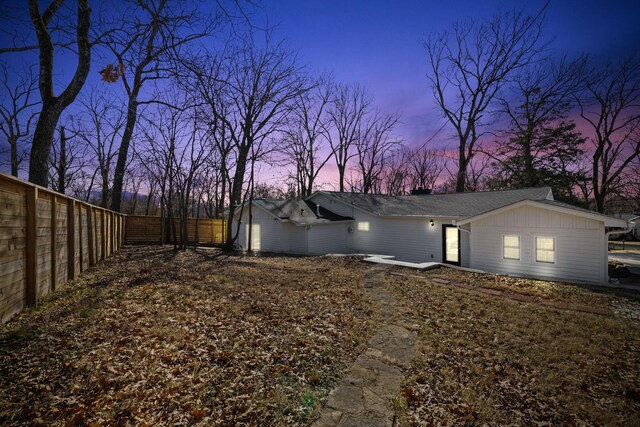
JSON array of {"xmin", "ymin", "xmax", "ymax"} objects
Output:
[{"xmin": 234, "ymin": 188, "xmax": 632, "ymax": 285}]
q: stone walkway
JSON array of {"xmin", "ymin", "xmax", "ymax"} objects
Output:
[{"xmin": 312, "ymin": 266, "xmax": 417, "ymax": 427}]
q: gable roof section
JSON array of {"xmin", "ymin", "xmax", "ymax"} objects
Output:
[
  {"xmin": 456, "ymin": 199, "xmax": 630, "ymax": 228},
  {"xmin": 314, "ymin": 187, "xmax": 553, "ymax": 218},
  {"xmin": 250, "ymin": 198, "xmax": 353, "ymax": 225}
]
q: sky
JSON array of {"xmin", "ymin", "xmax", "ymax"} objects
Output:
[
  {"xmin": 250, "ymin": 0, "xmax": 640, "ymax": 187},
  {"xmin": 264, "ymin": 0, "xmax": 640, "ymax": 149},
  {"xmin": 1, "ymin": 0, "xmax": 639, "ymax": 189}
]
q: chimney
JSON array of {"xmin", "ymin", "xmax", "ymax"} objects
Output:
[
  {"xmin": 316, "ymin": 203, "xmax": 322, "ymax": 217},
  {"xmin": 411, "ymin": 187, "xmax": 432, "ymax": 195}
]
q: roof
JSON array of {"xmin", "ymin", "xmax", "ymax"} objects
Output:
[
  {"xmin": 250, "ymin": 199, "xmax": 353, "ymax": 225},
  {"xmin": 316, "ymin": 187, "xmax": 553, "ymax": 218}
]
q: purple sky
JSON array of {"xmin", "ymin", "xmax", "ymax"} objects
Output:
[
  {"xmin": 266, "ymin": 0, "xmax": 640, "ymax": 149},
  {"xmin": 255, "ymin": 0, "xmax": 640, "ymax": 187}
]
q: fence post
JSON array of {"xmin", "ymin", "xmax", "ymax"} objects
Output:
[
  {"xmin": 87, "ymin": 206, "xmax": 94, "ymax": 266},
  {"xmin": 78, "ymin": 205, "xmax": 83, "ymax": 272},
  {"xmin": 102, "ymin": 211, "xmax": 106, "ymax": 260},
  {"xmin": 25, "ymin": 186, "xmax": 38, "ymax": 306},
  {"xmin": 67, "ymin": 199, "xmax": 76, "ymax": 280},
  {"xmin": 51, "ymin": 195, "xmax": 57, "ymax": 292}
]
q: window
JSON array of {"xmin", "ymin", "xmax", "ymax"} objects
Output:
[
  {"xmin": 503, "ymin": 235, "xmax": 520, "ymax": 260},
  {"xmin": 536, "ymin": 236, "xmax": 555, "ymax": 263},
  {"xmin": 357, "ymin": 221, "xmax": 370, "ymax": 231}
]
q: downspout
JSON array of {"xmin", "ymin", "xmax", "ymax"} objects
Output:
[{"xmin": 605, "ymin": 223, "xmax": 634, "ymax": 283}]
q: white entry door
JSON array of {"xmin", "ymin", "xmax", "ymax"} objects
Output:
[{"xmin": 443, "ymin": 225, "xmax": 460, "ymax": 265}]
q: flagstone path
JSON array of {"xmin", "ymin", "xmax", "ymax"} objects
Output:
[{"xmin": 312, "ymin": 266, "xmax": 417, "ymax": 427}]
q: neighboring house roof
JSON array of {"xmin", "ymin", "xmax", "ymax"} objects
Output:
[
  {"xmin": 315, "ymin": 187, "xmax": 553, "ymax": 218},
  {"xmin": 249, "ymin": 198, "xmax": 353, "ymax": 225},
  {"xmin": 456, "ymin": 199, "xmax": 630, "ymax": 228}
]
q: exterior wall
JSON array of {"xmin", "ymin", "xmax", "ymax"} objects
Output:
[
  {"xmin": 469, "ymin": 205, "xmax": 606, "ymax": 284},
  {"xmin": 349, "ymin": 215, "xmax": 445, "ymax": 263},
  {"xmin": 309, "ymin": 193, "xmax": 462, "ymax": 263},
  {"xmin": 287, "ymin": 223, "xmax": 307, "ymax": 254},
  {"xmin": 236, "ymin": 206, "xmax": 288, "ymax": 253},
  {"xmin": 460, "ymin": 230, "xmax": 471, "ymax": 268},
  {"xmin": 307, "ymin": 223, "xmax": 350, "ymax": 255}
]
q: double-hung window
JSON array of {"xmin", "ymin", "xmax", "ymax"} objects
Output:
[
  {"xmin": 535, "ymin": 236, "xmax": 555, "ymax": 263},
  {"xmin": 503, "ymin": 235, "xmax": 520, "ymax": 260}
]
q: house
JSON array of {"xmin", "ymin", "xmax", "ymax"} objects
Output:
[{"xmin": 234, "ymin": 187, "xmax": 633, "ymax": 285}]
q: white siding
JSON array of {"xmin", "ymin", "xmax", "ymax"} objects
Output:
[
  {"xmin": 469, "ymin": 205, "xmax": 606, "ymax": 284},
  {"xmin": 309, "ymin": 193, "xmax": 465, "ymax": 263},
  {"xmin": 287, "ymin": 224, "xmax": 307, "ymax": 254},
  {"xmin": 235, "ymin": 206, "xmax": 289, "ymax": 253},
  {"xmin": 307, "ymin": 223, "xmax": 350, "ymax": 254},
  {"xmin": 348, "ymin": 212, "xmax": 454, "ymax": 263}
]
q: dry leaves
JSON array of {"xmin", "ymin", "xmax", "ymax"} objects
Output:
[
  {"xmin": 388, "ymin": 268, "xmax": 640, "ymax": 426},
  {"xmin": 0, "ymin": 246, "xmax": 377, "ymax": 426}
]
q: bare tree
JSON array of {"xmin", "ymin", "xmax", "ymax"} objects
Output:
[
  {"xmin": 378, "ymin": 148, "xmax": 411, "ymax": 195},
  {"xmin": 424, "ymin": 8, "xmax": 544, "ymax": 192},
  {"xmin": 487, "ymin": 56, "xmax": 587, "ymax": 200},
  {"xmin": 407, "ymin": 147, "xmax": 446, "ymax": 192},
  {"xmin": 49, "ymin": 125, "xmax": 87, "ymax": 194},
  {"xmin": 578, "ymin": 57, "xmax": 640, "ymax": 213},
  {"xmin": 349, "ymin": 112, "xmax": 401, "ymax": 193},
  {"xmin": 105, "ymin": 0, "xmax": 222, "ymax": 212},
  {"xmin": 73, "ymin": 89, "xmax": 124, "ymax": 208},
  {"xmin": 328, "ymin": 83, "xmax": 372, "ymax": 192},
  {"xmin": 280, "ymin": 76, "xmax": 334, "ymax": 197},
  {"xmin": 0, "ymin": 65, "xmax": 39, "ymax": 176},
  {"xmin": 24, "ymin": 0, "xmax": 91, "ymax": 186},
  {"xmin": 185, "ymin": 34, "xmax": 307, "ymax": 249}
]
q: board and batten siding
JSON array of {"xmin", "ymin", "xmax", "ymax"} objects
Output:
[{"xmin": 468, "ymin": 205, "xmax": 606, "ymax": 284}]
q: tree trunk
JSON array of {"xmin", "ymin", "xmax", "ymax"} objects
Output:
[
  {"xmin": 455, "ymin": 149, "xmax": 467, "ymax": 193},
  {"xmin": 10, "ymin": 137, "xmax": 18, "ymax": 177},
  {"xmin": 111, "ymin": 93, "xmax": 140, "ymax": 212},
  {"xmin": 28, "ymin": 0, "xmax": 91, "ymax": 187}
]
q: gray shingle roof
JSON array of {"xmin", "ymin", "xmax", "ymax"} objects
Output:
[
  {"xmin": 253, "ymin": 199, "xmax": 353, "ymax": 225},
  {"xmin": 319, "ymin": 187, "xmax": 553, "ymax": 217}
]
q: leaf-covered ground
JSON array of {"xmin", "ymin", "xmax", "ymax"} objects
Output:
[
  {"xmin": 0, "ymin": 246, "xmax": 377, "ymax": 426},
  {"xmin": 388, "ymin": 267, "xmax": 640, "ymax": 426}
]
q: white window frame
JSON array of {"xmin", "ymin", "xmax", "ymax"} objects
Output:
[
  {"xmin": 535, "ymin": 236, "xmax": 555, "ymax": 264},
  {"xmin": 502, "ymin": 234, "xmax": 521, "ymax": 260}
]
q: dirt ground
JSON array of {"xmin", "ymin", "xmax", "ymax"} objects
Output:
[
  {"xmin": 0, "ymin": 246, "xmax": 377, "ymax": 426},
  {"xmin": 388, "ymin": 267, "xmax": 640, "ymax": 426}
]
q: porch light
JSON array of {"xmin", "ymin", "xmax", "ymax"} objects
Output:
[{"xmin": 430, "ymin": 219, "xmax": 435, "ymax": 227}]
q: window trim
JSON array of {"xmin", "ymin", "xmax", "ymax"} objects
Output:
[
  {"xmin": 535, "ymin": 236, "xmax": 556, "ymax": 264},
  {"xmin": 502, "ymin": 234, "xmax": 521, "ymax": 260}
]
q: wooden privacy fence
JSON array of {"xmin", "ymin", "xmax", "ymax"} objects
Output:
[
  {"xmin": 125, "ymin": 215, "xmax": 225, "ymax": 245},
  {"xmin": 0, "ymin": 173, "xmax": 125, "ymax": 323}
]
